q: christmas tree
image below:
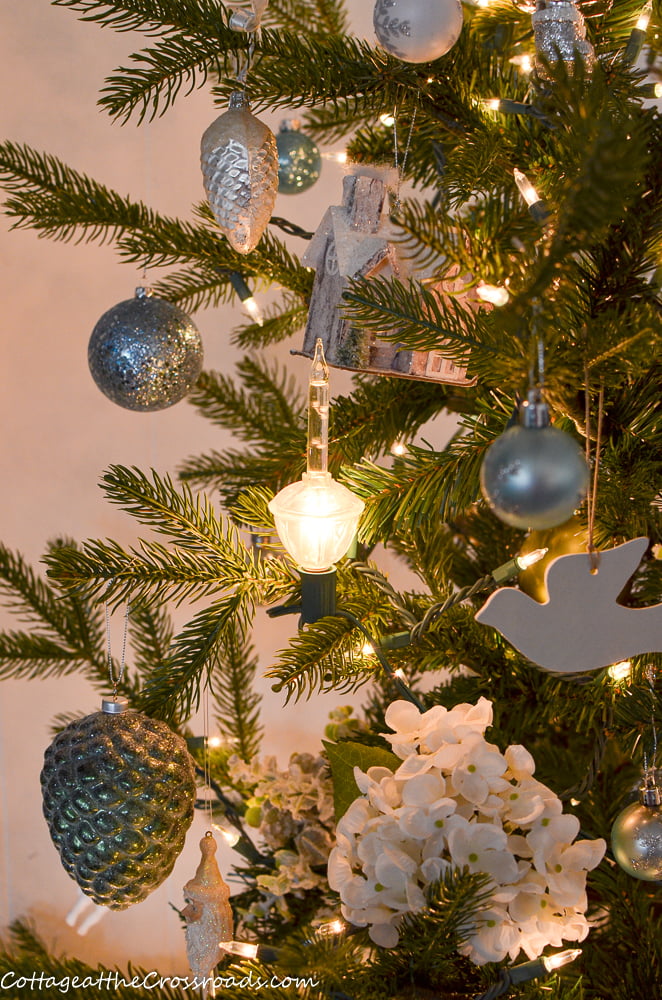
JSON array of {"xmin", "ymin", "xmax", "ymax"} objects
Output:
[{"xmin": 0, "ymin": 0, "xmax": 661, "ymax": 997}]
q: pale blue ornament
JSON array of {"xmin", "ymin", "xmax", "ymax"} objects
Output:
[{"xmin": 480, "ymin": 392, "xmax": 589, "ymax": 530}]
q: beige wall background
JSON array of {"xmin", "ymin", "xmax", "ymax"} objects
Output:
[{"xmin": 0, "ymin": 0, "xmax": 454, "ymax": 974}]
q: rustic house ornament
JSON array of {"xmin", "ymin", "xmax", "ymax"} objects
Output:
[
  {"xmin": 476, "ymin": 537, "xmax": 662, "ymax": 674},
  {"xmin": 299, "ymin": 167, "xmax": 475, "ymax": 385}
]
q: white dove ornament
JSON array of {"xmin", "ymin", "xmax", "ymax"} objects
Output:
[{"xmin": 476, "ymin": 537, "xmax": 662, "ymax": 673}]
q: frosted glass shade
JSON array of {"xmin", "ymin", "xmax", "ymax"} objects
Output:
[{"xmin": 268, "ymin": 472, "xmax": 364, "ymax": 572}]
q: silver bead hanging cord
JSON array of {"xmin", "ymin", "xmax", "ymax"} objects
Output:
[
  {"xmin": 105, "ymin": 584, "xmax": 130, "ymax": 701},
  {"xmin": 643, "ymin": 664, "xmax": 659, "ymax": 787},
  {"xmin": 392, "ymin": 100, "xmax": 418, "ymax": 213},
  {"xmin": 203, "ymin": 681, "xmax": 214, "ymax": 831},
  {"xmin": 528, "ymin": 300, "xmax": 545, "ymax": 395}
]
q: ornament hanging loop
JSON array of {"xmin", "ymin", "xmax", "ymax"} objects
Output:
[
  {"xmin": 392, "ymin": 96, "xmax": 419, "ymax": 214},
  {"xmin": 229, "ymin": 0, "xmax": 268, "ymax": 85},
  {"xmin": 583, "ymin": 368, "xmax": 604, "ymax": 573},
  {"xmin": 104, "ymin": 582, "xmax": 130, "ymax": 704}
]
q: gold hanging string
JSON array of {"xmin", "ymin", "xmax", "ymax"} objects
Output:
[{"xmin": 583, "ymin": 368, "xmax": 605, "ymax": 572}]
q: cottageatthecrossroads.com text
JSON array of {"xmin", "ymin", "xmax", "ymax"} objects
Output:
[{"xmin": 0, "ymin": 970, "xmax": 320, "ymax": 993}]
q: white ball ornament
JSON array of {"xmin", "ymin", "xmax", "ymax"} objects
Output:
[
  {"xmin": 373, "ymin": 0, "xmax": 464, "ymax": 63},
  {"xmin": 611, "ymin": 782, "xmax": 662, "ymax": 882}
]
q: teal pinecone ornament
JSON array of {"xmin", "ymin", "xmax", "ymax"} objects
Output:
[{"xmin": 40, "ymin": 698, "xmax": 196, "ymax": 909}]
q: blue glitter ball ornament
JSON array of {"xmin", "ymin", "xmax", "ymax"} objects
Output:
[
  {"xmin": 480, "ymin": 392, "xmax": 589, "ymax": 531},
  {"xmin": 88, "ymin": 288, "xmax": 203, "ymax": 411},
  {"xmin": 276, "ymin": 121, "xmax": 322, "ymax": 195}
]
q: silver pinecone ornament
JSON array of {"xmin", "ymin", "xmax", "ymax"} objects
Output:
[
  {"xmin": 532, "ymin": 0, "xmax": 595, "ymax": 78},
  {"xmin": 201, "ymin": 91, "xmax": 278, "ymax": 255},
  {"xmin": 41, "ymin": 697, "xmax": 197, "ymax": 909}
]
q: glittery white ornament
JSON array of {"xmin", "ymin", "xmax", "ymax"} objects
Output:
[
  {"xmin": 183, "ymin": 833, "xmax": 233, "ymax": 981},
  {"xmin": 532, "ymin": 0, "xmax": 595, "ymax": 78},
  {"xmin": 373, "ymin": 0, "xmax": 464, "ymax": 64},
  {"xmin": 201, "ymin": 91, "xmax": 278, "ymax": 255}
]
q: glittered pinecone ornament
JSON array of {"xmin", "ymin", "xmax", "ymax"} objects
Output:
[
  {"xmin": 276, "ymin": 120, "xmax": 321, "ymax": 195},
  {"xmin": 480, "ymin": 389, "xmax": 590, "ymax": 530},
  {"xmin": 201, "ymin": 91, "xmax": 278, "ymax": 255},
  {"xmin": 532, "ymin": 0, "xmax": 595, "ymax": 79},
  {"xmin": 88, "ymin": 287, "xmax": 203, "ymax": 411},
  {"xmin": 612, "ymin": 776, "xmax": 662, "ymax": 882},
  {"xmin": 41, "ymin": 697, "xmax": 197, "ymax": 909},
  {"xmin": 183, "ymin": 833, "xmax": 233, "ymax": 980}
]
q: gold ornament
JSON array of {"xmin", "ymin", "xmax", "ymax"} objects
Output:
[
  {"xmin": 518, "ymin": 516, "xmax": 589, "ymax": 603},
  {"xmin": 201, "ymin": 91, "xmax": 278, "ymax": 255},
  {"xmin": 182, "ymin": 833, "xmax": 233, "ymax": 981}
]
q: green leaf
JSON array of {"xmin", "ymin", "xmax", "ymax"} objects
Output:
[{"xmin": 323, "ymin": 738, "xmax": 400, "ymax": 822}]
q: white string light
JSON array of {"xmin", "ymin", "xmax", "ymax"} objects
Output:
[
  {"xmin": 542, "ymin": 949, "xmax": 583, "ymax": 972},
  {"xmin": 242, "ymin": 295, "xmax": 264, "ymax": 326},
  {"xmin": 219, "ymin": 940, "xmax": 259, "ymax": 959},
  {"xmin": 315, "ymin": 918, "xmax": 346, "ymax": 937},
  {"xmin": 608, "ymin": 660, "xmax": 632, "ymax": 682},
  {"xmin": 510, "ymin": 53, "xmax": 533, "ymax": 73},
  {"xmin": 515, "ymin": 547, "xmax": 548, "ymax": 571},
  {"xmin": 636, "ymin": 0, "xmax": 653, "ymax": 31},
  {"xmin": 477, "ymin": 282, "xmax": 510, "ymax": 306}
]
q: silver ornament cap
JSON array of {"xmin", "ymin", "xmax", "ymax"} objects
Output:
[
  {"xmin": 101, "ymin": 696, "xmax": 130, "ymax": 714},
  {"xmin": 201, "ymin": 92, "xmax": 278, "ymax": 255}
]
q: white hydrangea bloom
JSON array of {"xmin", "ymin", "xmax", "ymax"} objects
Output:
[{"xmin": 328, "ymin": 698, "xmax": 605, "ymax": 965}]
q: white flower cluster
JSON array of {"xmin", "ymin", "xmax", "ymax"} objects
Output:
[{"xmin": 328, "ymin": 697, "xmax": 606, "ymax": 965}]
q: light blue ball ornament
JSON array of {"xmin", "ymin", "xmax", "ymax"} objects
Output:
[
  {"xmin": 480, "ymin": 392, "xmax": 590, "ymax": 530},
  {"xmin": 276, "ymin": 121, "xmax": 322, "ymax": 195}
]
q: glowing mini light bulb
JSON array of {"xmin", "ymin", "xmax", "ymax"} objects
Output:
[
  {"xmin": 542, "ymin": 949, "xmax": 582, "ymax": 972},
  {"xmin": 516, "ymin": 547, "xmax": 548, "ymax": 570},
  {"xmin": 477, "ymin": 283, "xmax": 510, "ymax": 306},
  {"xmin": 242, "ymin": 295, "xmax": 264, "ymax": 326},
  {"xmin": 219, "ymin": 941, "xmax": 259, "ymax": 959},
  {"xmin": 636, "ymin": 1, "xmax": 652, "ymax": 31},
  {"xmin": 514, "ymin": 167, "xmax": 540, "ymax": 207},
  {"xmin": 514, "ymin": 168, "xmax": 550, "ymax": 224},
  {"xmin": 268, "ymin": 340, "xmax": 364, "ymax": 574},
  {"xmin": 608, "ymin": 659, "xmax": 632, "ymax": 682}
]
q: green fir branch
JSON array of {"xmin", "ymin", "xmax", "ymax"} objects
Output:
[
  {"xmin": 341, "ymin": 275, "xmax": 496, "ymax": 357},
  {"xmin": 52, "ymin": 0, "xmax": 230, "ymax": 35},
  {"xmin": 0, "ymin": 145, "xmax": 312, "ymax": 299},
  {"xmin": 264, "ymin": 0, "xmax": 348, "ymax": 36},
  {"xmin": 136, "ymin": 595, "xmax": 244, "ymax": 722},
  {"xmin": 267, "ymin": 585, "xmax": 399, "ymax": 702},
  {"xmin": 99, "ymin": 31, "xmax": 240, "ymax": 123},
  {"xmin": 210, "ymin": 618, "xmax": 263, "ymax": 761},
  {"xmin": 231, "ymin": 295, "xmax": 309, "ymax": 350}
]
